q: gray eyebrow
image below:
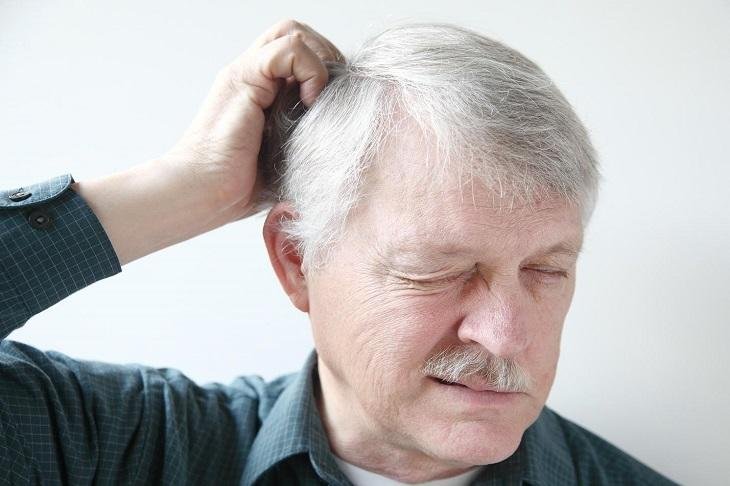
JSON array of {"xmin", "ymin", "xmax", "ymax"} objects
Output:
[
  {"xmin": 375, "ymin": 238, "xmax": 582, "ymax": 273},
  {"xmin": 533, "ymin": 241, "xmax": 583, "ymax": 258},
  {"xmin": 382, "ymin": 238, "xmax": 582, "ymax": 258}
]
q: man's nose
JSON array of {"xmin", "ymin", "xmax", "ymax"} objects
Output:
[{"xmin": 456, "ymin": 279, "xmax": 531, "ymax": 358}]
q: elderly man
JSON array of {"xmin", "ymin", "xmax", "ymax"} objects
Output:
[{"xmin": 0, "ymin": 20, "xmax": 674, "ymax": 485}]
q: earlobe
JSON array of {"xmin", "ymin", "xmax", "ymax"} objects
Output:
[{"xmin": 263, "ymin": 203, "xmax": 310, "ymax": 313}]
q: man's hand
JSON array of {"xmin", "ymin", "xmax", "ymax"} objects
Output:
[
  {"xmin": 71, "ymin": 19, "xmax": 342, "ymax": 266},
  {"xmin": 165, "ymin": 19, "xmax": 343, "ymax": 219}
]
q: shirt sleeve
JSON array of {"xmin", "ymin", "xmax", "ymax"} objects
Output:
[
  {"xmin": 0, "ymin": 341, "xmax": 262, "ymax": 485},
  {"xmin": 0, "ymin": 175, "xmax": 263, "ymax": 484},
  {"xmin": 0, "ymin": 174, "xmax": 121, "ymax": 338}
]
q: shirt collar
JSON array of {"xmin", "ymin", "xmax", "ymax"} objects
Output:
[
  {"xmin": 470, "ymin": 406, "xmax": 578, "ymax": 486},
  {"xmin": 515, "ymin": 406, "xmax": 578, "ymax": 486},
  {"xmin": 242, "ymin": 350, "xmax": 576, "ymax": 486},
  {"xmin": 242, "ymin": 350, "xmax": 350, "ymax": 485}
]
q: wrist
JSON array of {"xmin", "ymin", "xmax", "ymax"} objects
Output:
[
  {"xmin": 155, "ymin": 147, "xmax": 258, "ymax": 221},
  {"xmin": 72, "ymin": 160, "xmax": 234, "ymax": 266}
]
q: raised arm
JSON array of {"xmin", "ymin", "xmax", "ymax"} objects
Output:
[
  {"xmin": 1, "ymin": 19, "xmax": 341, "ymax": 335},
  {"xmin": 0, "ymin": 19, "xmax": 341, "ymax": 484},
  {"xmin": 71, "ymin": 19, "xmax": 342, "ymax": 267}
]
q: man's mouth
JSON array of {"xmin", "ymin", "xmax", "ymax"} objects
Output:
[
  {"xmin": 430, "ymin": 375, "xmax": 511, "ymax": 394},
  {"xmin": 428, "ymin": 376, "xmax": 523, "ymax": 407},
  {"xmin": 434, "ymin": 377, "xmax": 467, "ymax": 387}
]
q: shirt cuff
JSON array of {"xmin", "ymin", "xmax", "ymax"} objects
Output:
[{"xmin": 0, "ymin": 174, "xmax": 121, "ymax": 337}]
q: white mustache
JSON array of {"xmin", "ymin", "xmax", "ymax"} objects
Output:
[{"xmin": 421, "ymin": 345, "xmax": 532, "ymax": 393}]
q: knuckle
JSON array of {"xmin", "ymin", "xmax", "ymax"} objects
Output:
[
  {"xmin": 276, "ymin": 18, "xmax": 301, "ymax": 31},
  {"xmin": 287, "ymin": 31, "xmax": 306, "ymax": 48},
  {"xmin": 216, "ymin": 64, "xmax": 235, "ymax": 84},
  {"xmin": 218, "ymin": 62, "xmax": 235, "ymax": 76},
  {"xmin": 220, "ymin": 56, "xmax": 247, "ymax": 81}
]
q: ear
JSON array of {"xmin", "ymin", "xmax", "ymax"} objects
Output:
[{"xmin": 263, "ymin": 202, "xmax": 309, "ymax": 313}]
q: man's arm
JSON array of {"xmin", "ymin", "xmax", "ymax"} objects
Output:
[
  {"xmin": 0, "ymin": 174, "xmax": 268, "ymax": 484},
  {"xmin": 2, "ymin": 19, "xmax": 341, "ymax": 330},
  {"xmin": 68, "ymin": 161, "xmax": 232, "ymax": 267},
  {"xmin": 0, "ymin": 19, "xmax": 342, "ymax": 483},
  {"xmin": 70, "ymin": 19, "xmax": 342, "ymax": 267},
  {"xmin": 0, "ymin": 174, "xmax": 121, "ymax": 337}
]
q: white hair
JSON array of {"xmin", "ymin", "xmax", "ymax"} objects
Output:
[
  {"xmin": 255, "ymin": 22, "xmax": 600, "ymax": 273},
  {"xmin": 421, "ymin": 344, "xmax": 533, "ymax": 393}
]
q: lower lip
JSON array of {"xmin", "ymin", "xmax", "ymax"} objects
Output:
[{"xmin": 429, "ymin": 377, "xmax": 523, "ymax": 408}]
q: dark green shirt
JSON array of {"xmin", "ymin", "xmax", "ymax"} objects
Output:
[{"xmin": 0, "ymin": 175, "xmax": 677, "ymax": 485}]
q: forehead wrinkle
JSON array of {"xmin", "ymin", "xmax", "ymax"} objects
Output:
[
  {"xmin": 373, "ymin": 225, "xmax": 583, "ymax": 273},
  {"xmin": 373, "ymin": 202, "xmax": 581, "ymax": 253},
  {"xmin": 371, "ymin": 229, "xmax": 470, "ymax": 271},
  {"xmin": 531, "ymin": 240, "xmax": 583, "ymax": 260},
  {"xmin": 361, "ymin": 169, "xmax": 583, "ymax": 271}
]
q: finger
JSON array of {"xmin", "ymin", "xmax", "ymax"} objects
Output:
[
  {"xmin": 297, "ymin": 22, "xmax": 345, "ymax": 62},
  {"xmin": 253, "ymin": 18, "xmax": 307, "ymax": 48},
  {"xmin": 253, "ymin": 19, "xmax": 343, "ymax": 63},
  {"xmin": 263, "ymin": 34, "xmax": 328, "ymax": 106},
  {"xmin": 244, "ymin": 33, "xmax": 328, "ymax": 107}
]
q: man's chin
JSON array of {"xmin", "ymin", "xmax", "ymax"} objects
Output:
[{"xmin": 423, "ymin": 420, "xmax": 526, "ymax": 467}]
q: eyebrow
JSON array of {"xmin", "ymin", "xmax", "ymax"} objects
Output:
[
  {"xmin": 533, "ymin": 241, "xmax": 583, "ymax": 259},
  {"xmin": 378, "ymin": 241, "xmax": 467, "ymax": 260},
  {"xmin": 378, "ymin": 239, "xmax": 583, "ymax": 267}
]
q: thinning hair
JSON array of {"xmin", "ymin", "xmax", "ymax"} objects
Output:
[{"xmin": 255, "ymin": 22, "xmax": 600, "ymax": 273}]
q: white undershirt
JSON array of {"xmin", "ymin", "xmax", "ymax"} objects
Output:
[{"xmin": 333, "ymin": 456, "xmax": 482, "ymax": 486}]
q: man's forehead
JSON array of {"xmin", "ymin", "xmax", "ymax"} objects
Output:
[
  {"xmin": 378, "ymin": 236, "xmax": 583, "ymax": 262},
  {"xmin": 370, "ymin": 150, "xmax": 575, "ymax": 221},
  {"xmin": 368, "ymin": 198, "xmax": 584, "ymax": 267},
  {"xmin": 360, "ymin": 127, "xmax": 585, "ymax": 263}
]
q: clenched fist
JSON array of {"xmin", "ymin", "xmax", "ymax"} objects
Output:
[
  {"xmin": 164, "ymin": 19, "xmax": 343, "ymax": 221},
  {"xmin": 71, "ymin": 20, "xmax": 343, "ymax": 266}
]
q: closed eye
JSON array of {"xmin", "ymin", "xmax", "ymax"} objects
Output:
[
  {"xmin": 398, "ymin": 269, "xmax": 475, "ymax": 288},
  {"xmin": 523, "ymin": 266, "xmax": 569, "ymax": 282},
  {"xmin": 406, "ymin": 274, "xmax": 461, "ymax": 286},
  {"xmin": 395, "ymin": 266, "xmax": 568, "ymax": 289}
]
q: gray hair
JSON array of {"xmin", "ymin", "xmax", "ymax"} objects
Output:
[{"xmin": 256, "ymin": 22, "xmax": 600, "ymax": 273}]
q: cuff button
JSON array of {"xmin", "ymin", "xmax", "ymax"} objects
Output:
[
  {"xmin": 9, "ymin": 190, "xmax": 32, "ymax": 202},
  {"xmin": 28, "ymin": 210, "xmax": 53, "ymax": 229}
]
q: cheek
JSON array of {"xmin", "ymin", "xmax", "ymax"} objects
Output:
[
  {"xmin": 523, "ymin": 301, "xmax": 566, "ymax": 396},
  {"xmin": 322, "ymin": 283, "xmax": 461, "ymax": 389},
  {"xmin": 352, "ymin": 294, "xmax": 445, "ymax": 365},
  {"xmin": 353, "ymin": 294, "xmax": 465, "ymax": 415}
]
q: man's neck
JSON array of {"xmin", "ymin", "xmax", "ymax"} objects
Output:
[{"xmin": 314, "ymin": 357, "xmax": 478, "ymax": 484}]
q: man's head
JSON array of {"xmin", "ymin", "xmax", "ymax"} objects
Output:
[{"xmin": 261, "ymin": 22, "xmax": 598, "ymax": 475}]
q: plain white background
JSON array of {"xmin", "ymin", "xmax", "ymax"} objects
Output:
[{"xmin": 2, "ymin": 1, "xmax": 728, "ymax": 484}]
